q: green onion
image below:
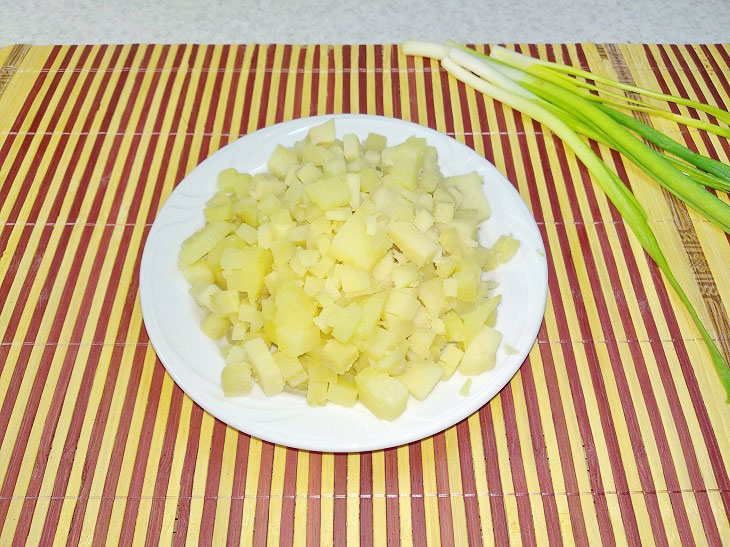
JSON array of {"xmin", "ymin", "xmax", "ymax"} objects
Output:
[
  {"xmin": 595, "ymin": 105, "xmax": 730, "ymax": 185},
  {"xmin": 403, "ymin": 40, "xmax": 730, "ymax": 402},
  {"xmin": 488, "ymin": 45, "xmax": 730, "ymax": 127}
]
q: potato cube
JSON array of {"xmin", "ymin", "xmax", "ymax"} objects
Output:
[
  {"xmin": 361, "ymin": 327, "xmax": 399, "ymax": 361},
  {"xmin": 462, "ymin": 295, "xmax": 501, "ymax": 346},
  {"xmin": 271, "ymin": 238, "xmax": 296, "ymax": 265},
  {"xmin": 392, "ymin": 263, "xmax": 419, "ymax": 288},
  {"xmin": 179, "ymin": 221, "xmax": 232, "ymax": 265},
  {"xmin": 235, "ymin": 223, "xmax": 258, "ymax": 245},
  {"xmin": 183, "ymin": 260, "xmax": 215, "ymax": 286},
  {"xmin": 356, "ymin": 367, "xmax": 408, "ymax": 421},
  {"xmin": 297, "ymin": 162, "xmax": 323, "ymax": 183},
  {"xmin": 306, "ymin": 358, "xmax": 338, "ymax": 383},
  {"xmin": 384, "ymin": 290, "xmax": 421, "ymax": 321},
  {"xmin": 201, "ymin": 314, "xmax": 230, "ymax": 340},
  {"xmin": 459, "ymin": 378, "xmax": 472, "ymax": 396},
  {"xmin": 339, "ymin": 266, "xmax": 371, "ymax": 293},
  {"xmin": 268, "ymin": 144, "xmax": 299, "ymax": 179},
  {"xmin": 358, "ymin": 168, "xmax": 380, "ymax": 192},
  {"xmin": 276, "ymin": 325, "xmax": 320, "ymax": 357},
  {"xmin": 372, "ymin": 345, "xmax": 407, "ymax": 373},
  {"xmin": 217, "ymin": 168, "xmax": 252, "ymax": 198},
  {"xmin": 205, "ymin": 203, "xmax": 232, "ymax": 222},
  {"xmin": 331, "ymin": 302, "xmax": 364, "ymax": 343},
  {"xmin": 413, "ymin": 209, "xmax": 434, "ymax": 232},
  {"xmin": 272, "ymin": 351, "xmax": 308, "ymax": 387},
  {"xmin": 221, "ymin": 247, "xmax": 272, "ymax": 302},
  {"xmin": 345, "ymin": 173, "xmax": 360, "ymax": 208},
  {"xmin": 210, "ymin": 289, "xmax": 240, "ymax": 317},
  {"xmin": 494, "ymin": 234, "xmax": 521, "ymax": 263},
  {"xmin": 364, "ymin": 132, "xmax": 387, "ymax": 151},
  {"xmin": 233, "ymin": 198, "xmax": 260, "ymax": 226},
  {"xmin": 307, "ymin": 379, "xmax": 329, "ymax": 406},
  {"xmin": 388, "ymin": 221, "xmax": 440, "ymax": 266},
  {"xmin": 327, "ymin": 377, "xmax": 358, "ymax": 407},
  {"xmin": 324, "ymin": 157, "xmax": 347, "ymax": 177},
  {"xmin": 322, "ymin": 339, "xmax": 359, "ymax": 374},
  {"xmin": 343, "ymin": 133, "xmax": 362, "ymax": 161},
  {"xmin": 355, "ymin": 292, "xmax": 388, "ymax": 339},
  {"xmin": 308, "ymin": 119, "xmax": 336, "ymax": 145},
  {"xmin": 398, "ymin": 360, "xmax": 443, "ymax": 400},
  {"xmin": 408, "ymin": 329, "xmax": 436, "ymax": 360},
  {"xmin": 438, "ymin": 344, "xmax": 464, "ymax": 379},
  {"xmin": 221, "ymin": 361, "xmax": 253, "ymax": 397},
  {"xmin": 305, "ymin": 177, "xmax": 351, "ymax": 211},
  {"xmin": 447, "ymin": 172, "xmax": 489, "ymax": 221},
  {"xmin": 442, "ymin": 311, "xmax": 465, "ymax": 343},
  {"xmin": 459, "ymin": 325, "xmax": 501, "ymax": 374},
  {"xmin": 244, "ymin": 337, "xmax": 284, "ymax": 395}
]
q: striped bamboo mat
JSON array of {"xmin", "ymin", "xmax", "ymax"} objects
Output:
[{"xmin": 0, "ymin": 42, "xmax": 729, "ymax": 545}]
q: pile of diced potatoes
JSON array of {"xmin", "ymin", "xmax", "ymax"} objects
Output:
[{"xmin": 178, "ymin": 120, "xmax": 519, "ymax": 420}]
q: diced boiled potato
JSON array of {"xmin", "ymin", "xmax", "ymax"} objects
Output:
[
  {"xmin": 179, "ymin": 220, "xmax": 232, "ymax": 265},
  {"xmin": 180, "ymin": 122, "xmax": 515, "ymax": 417},
  {"xmin": 384, "ymin": 290, "xmax": 421, "ymax": 321},
  {"xmin": 438, "ymin": 344, "xmax": 464, "ymax": 379},
  {"xmin": 307, "ymin": 379, "xmax": 329, "ymax": 406},
  {"xmin": 322, "ymin": 339, "xmax": 359, "ymax": 374},
  {"xmin": 408, "ymin": 329, "xmax": 436, "ymax": 360},
  {"xmin": 339, "ymin": 266, "xmax": 370, "ymax": 293},
  {"xmin": 447, "ymin": 172, "xmax": 490, "ymax": 221},
  {"xmin": 343, "ymin": 134, "xmax": 362, "ymax": 161},
  {"xmin": 364, "ymin": 132, "xmax": 387, "ymax": 151},
  {"xmin": 268, "ymin": 144, "xmax": 299, "ymax": 179},
  {"xmin": 221, "ymin": 361, "xmax": 253, "ymax": 396},
  {"xmin": 361, "ymin": 327, "xmax": 399, "ymax": 361},
  {"xmin": 305, "ymin": 177, "xmax": 351, "ymax": 211},
  {"xmin": 442, "ymin": 311, "xmax": 465, "ymax": 343},
  {"xmin": 331, "ymin": 302, "xmax": 364, "ymax": 343},
  {"xmin": 272, "ymin": 351, "xmax": 308, "ymax": 387},
  {"xmin": 201, "ymin": 313, "xmax": 230, "ymax": 340},
  {"xmin": 217, "ymin": 168, "xmax": 252, "ymax": 197},
  {"xmin": 494, "ymin": 234, "xmax": 521, "ymax": 263},
  {"xmin": 462, "ymin": 295, "xmax": 501, "ymax": 346},
  {"xmin": 388, "ymin": 221, "xmax": 440, "ymax": 266},
  {"xmin": 398, "ymin": 359, "xmax": 443, "ymax": 400},
  {"xmin": 308, "ymin": 119, "xmax": 336, "ymax": 145},
  {"xmin": 327, "ymin": 377, "xmax": 358, "ymax": 407},
  {"xmin": 183, "ymin": 260, "xmax": 215, "ymax": 286},
  {"xmin": 433, "ymin": 201, "xmax": 455, "ymax": 224},
  {"xmin": 205, "ymin": 203, "xmax": 232, "ymax": 222},
  {"xmin": 244, "ymin": 337, "xmax": 284, "ymax": 395},
  {"xmin": 297, "ymin": 162, "xmax": 323, "ymax": 183},
  {"xmin": 459, "ymin": 325, "xmax": 502, "ymax": 375},
  {"xmin": 210, "ymin": 289, "xmax": 240, "ymax": 317}
]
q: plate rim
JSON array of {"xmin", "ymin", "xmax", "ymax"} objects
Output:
[{"xmin": 139, "ymin": 113, "xmax": 548, "ymax": 453}]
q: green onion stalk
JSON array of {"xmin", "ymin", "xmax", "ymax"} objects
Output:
[{"xmin": 402, "ymin": 40, "xmax": 730, "ymax": 401}]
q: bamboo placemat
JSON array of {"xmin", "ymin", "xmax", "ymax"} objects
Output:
[{"xmin": 0, "ymin": 43, "xmax": 729, "ymax": 545}]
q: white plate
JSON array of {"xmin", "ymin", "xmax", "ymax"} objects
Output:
[{"xmin": 140, "ymin": 114, "xmax": 548, "ymax": 453}]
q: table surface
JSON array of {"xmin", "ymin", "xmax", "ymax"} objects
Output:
[
  {"xmin": 0, "ymin": 42, "xmax": 729, "ymax": 545},
  {"xmin": 1, "ymin": 0, "xmax": 730, "ymax": 45}
]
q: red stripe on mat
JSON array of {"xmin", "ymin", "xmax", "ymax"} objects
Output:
[
  {"xmin": 500, "ymin": 384, "xmax": 537, "ymax": 546},
  {"xmin": 226, "ymin": 434, "xmax": 252, "ymax": 546},
  {"xmin": 306, "ymin": 452, "xmax": 322, "ymax": 547},
  {"xmin": 332, "ymin": 454, "xmax": 348, "ymax": 546},
  {"xmin": 253, "ymin": 441, "xmax": 276, "ymax": 547},
  {"xmin": 359, "ymin": 453, "xmax": 373, "ymax": 546},
  {"xmin": 278, "ymin": 447, "xmax": 299, "ymax": 547}
]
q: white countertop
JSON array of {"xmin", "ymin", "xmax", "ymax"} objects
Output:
[{"xmin": 1, "ymin": 0, "xmax": 729, "ymax": 46}]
